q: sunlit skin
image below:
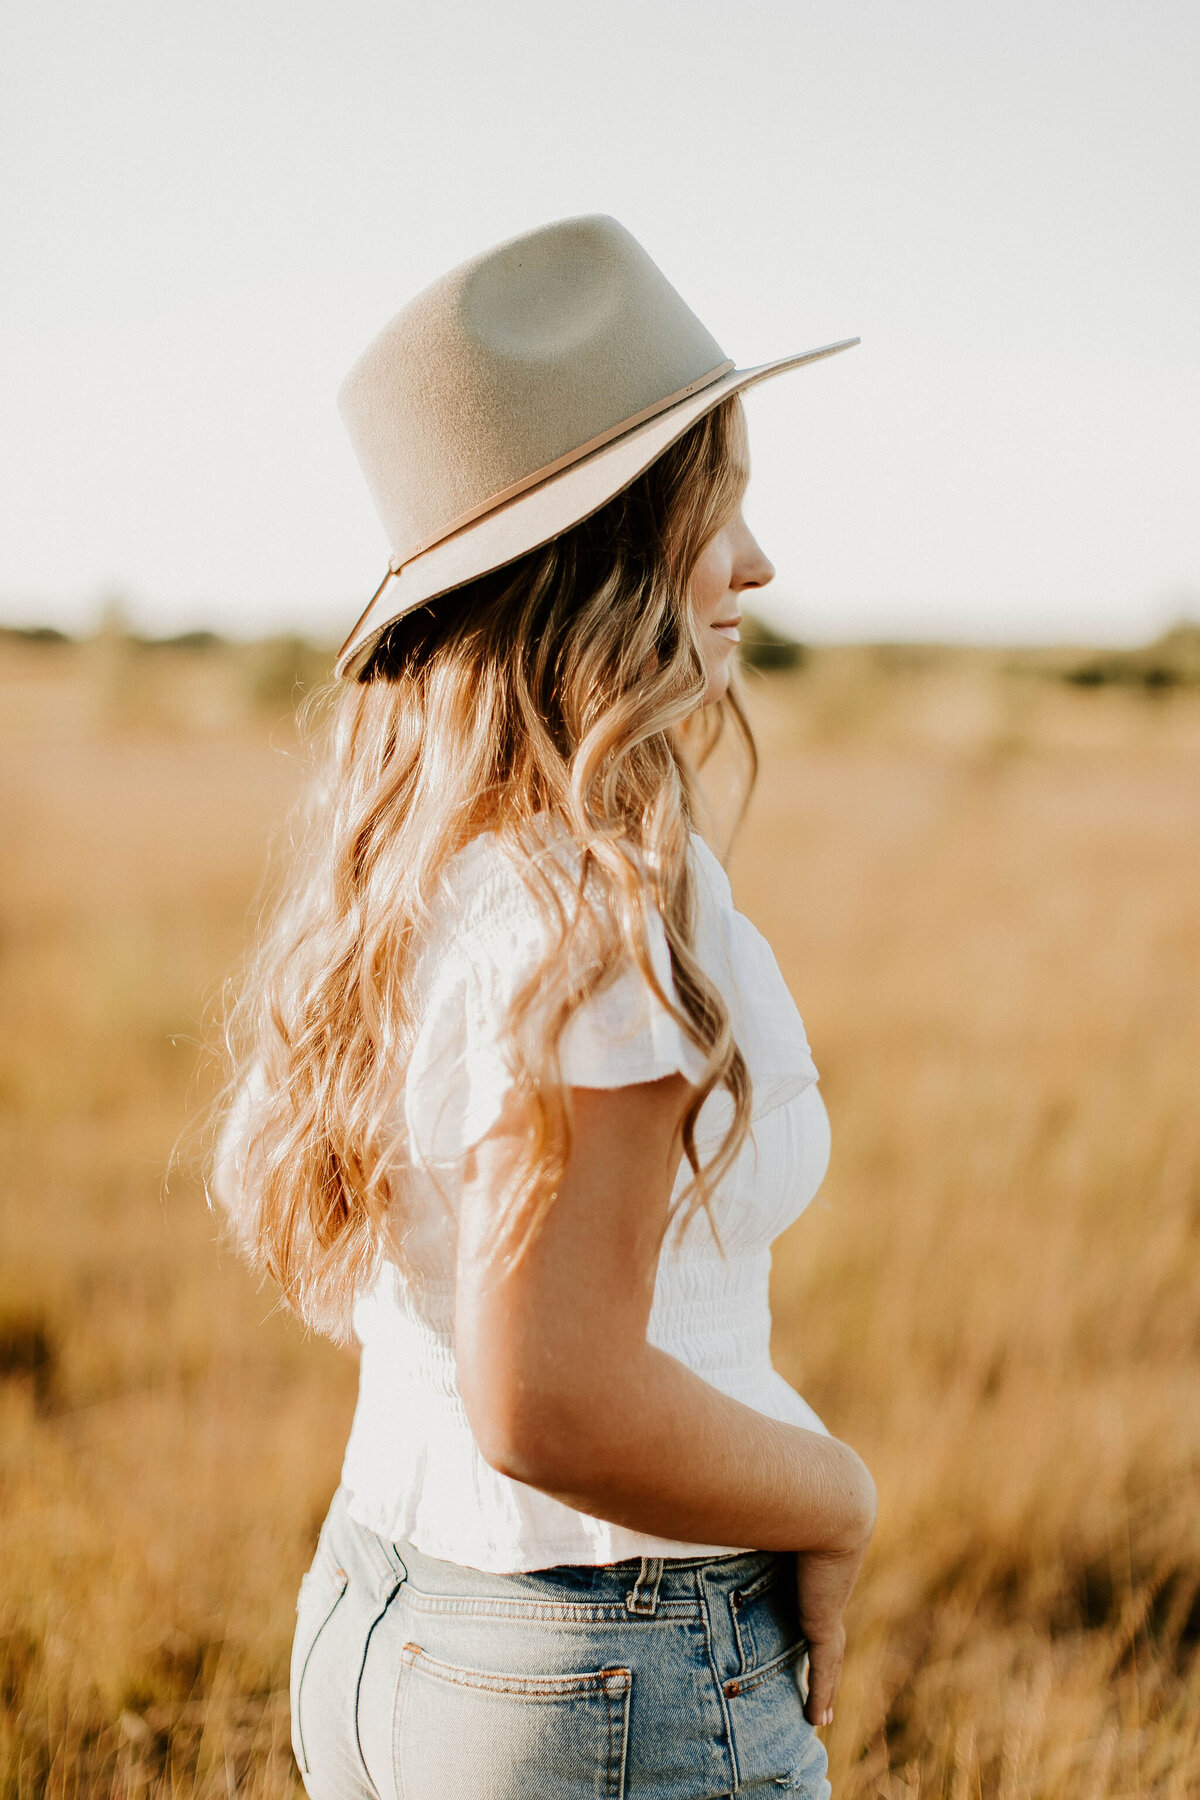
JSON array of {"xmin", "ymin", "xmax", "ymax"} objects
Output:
[
  {"xmin": 456, "ymin": 494, "xmax": 876, "ymax": 1736},
  {"xmin": 689, "ymin": 504, "xmax": 777, "ymax": 706}
]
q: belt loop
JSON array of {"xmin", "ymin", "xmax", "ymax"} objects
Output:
[{"xmin": 625, "ymin": 1556, "xmax": 664, "ymax": 1616}]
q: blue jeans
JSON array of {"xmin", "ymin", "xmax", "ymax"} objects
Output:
[{"xmin": 291, "ymin": 1485, "xmax": 831, "ymax": 1799}]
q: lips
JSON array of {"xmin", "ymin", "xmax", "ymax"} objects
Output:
[{"xmin": 710, "ymin": 617, "xmax": 742, "ymax": 642}]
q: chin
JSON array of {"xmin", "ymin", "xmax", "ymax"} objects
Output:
[{"xmin": 702, "ymin": 664, "xmax": 733, "ymax": 707}]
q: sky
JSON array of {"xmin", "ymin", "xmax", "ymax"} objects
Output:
[{"xmin": 1, "ymin": 0, "xmax": 1197, "ymax": 646}]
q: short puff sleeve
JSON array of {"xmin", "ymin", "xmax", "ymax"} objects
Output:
[{"xmin": 402, "ymin": 834, "xmax": 709, "ymax": 1167}]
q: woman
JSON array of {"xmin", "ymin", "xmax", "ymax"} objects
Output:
[{"xmin": 214, "ymin": 214, "xmax": 876, "ymax": 1799}]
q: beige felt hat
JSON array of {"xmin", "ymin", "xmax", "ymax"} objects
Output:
[{"xmin": 336, "ymin": 214, "xmax": 858, "ymax": 678}]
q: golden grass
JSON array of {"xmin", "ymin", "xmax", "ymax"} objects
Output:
[{"xmin": 1, "ymin": 631, "xmax": 1197, "ymax": 1797}]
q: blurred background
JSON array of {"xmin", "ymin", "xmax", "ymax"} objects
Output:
[{"xmin": 1, "ymin": 2, "xmax": 1198, "ymax": 1795}]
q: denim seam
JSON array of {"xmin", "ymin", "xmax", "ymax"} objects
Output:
[
  {"xmin": 725, "ymin": 1636, "xmax": 809, "ymax": 1699},
  {"xmin": 604, "ymin": 1671, "xmax": 631, "ymax": 1798},
  {"xmin": 738, "ymin": 1564, "xmax": 781, "ymax": 1605},
  {"xmin": 358, "ymin": 1526, "xmax": 405, "ymax": 1592},
  {"xmin": 729, "ymin": 1559, "xmax": 786, "ymax": 1675},
  {"xmin": 398, "ymin": 1641, "xmax": 631, "ymax": 1700},
  {"xmin": 696, "ymin": 1577, "xmax": 740, "ymax": 1794},
  {"xmin": 391, "ymin": 1635, "xmax": 414, "ymax": 1800},
  {"xmin": 398, "ymin": 1593, "xmax": 699, "ymax": 1623},
  {"xmin": 729, "ymin": 1588, "xmax": 752, "ymax": 1676},
  {"xmin": 354, "ymin": 1576, "xmax": 405, "ymax": 1797},
  {"xmin": 294, "ymin": 1567, "xmax": 349, "ymax": 1775},
  {"xmin": 603, "ymin": 1682, "xmax": 615, "ymax": 1800}
]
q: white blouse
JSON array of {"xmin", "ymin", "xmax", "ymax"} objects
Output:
[{"xmin": 340, "ymin": 827, "xmax": 832, "ymax": 1573}]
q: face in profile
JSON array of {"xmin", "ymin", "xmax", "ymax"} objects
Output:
[{"xmin": 688, "ymin": 505, "xmax": 776, "ymax": 705}]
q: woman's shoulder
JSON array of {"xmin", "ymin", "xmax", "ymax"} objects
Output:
[
  {"xmin": 427, "ymin": 826, "xmax": 586, "ymax": 957},
  {"xmin": 415, "ymin": 825, "xmax": 627, "ymax": 1017},
  {"xmin": 442, "ymin": 822, "xmax": 724, "ymax": 898},
  {"xmin": 402, "ymin": 824, "xmax": 712, "ymax": 1159},
  {"xmin": 426, "ymin": 824, "xmax": 735, "ymax": 967},
  {"xmin": 685, "ymin": 833, "xmax": 822, "ymax": 1122},
  {"xmin": 434, "ymin": 830, "xmax": 528, "ymax": 926},
  {"xmin": 686, "ymin": 829, "xmax": 735, "ymax": 910}
]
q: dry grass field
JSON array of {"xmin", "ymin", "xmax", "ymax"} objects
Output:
[{"xmin": 1, "ymin": 625, "xmax": 1198, "ymax": 1798}]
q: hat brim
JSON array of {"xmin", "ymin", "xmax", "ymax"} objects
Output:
[{"xmin": 335, "ymin": 336, "xmax": 859, "ymax": 678}]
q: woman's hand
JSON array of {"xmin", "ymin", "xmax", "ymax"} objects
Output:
[
  {"xmin": 794, "ymin": 1542, "xmax": 866, "ymax": 1727},
  {"xmin": 793, "ymin": 1443, "xmax": 876, "ymax": 1728}
]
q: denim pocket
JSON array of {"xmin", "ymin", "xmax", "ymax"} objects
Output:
[
  {"xmin": 393, "ymin": 1641, "xmax": 631, "ymax": 1799},
  {"xmin": 290, "ymin": 1545, "xmax": 350, "ymax": 1776},
  {"xmin": 727, "ymin": 1560, "xmax": 809, "ymax": 1695}
]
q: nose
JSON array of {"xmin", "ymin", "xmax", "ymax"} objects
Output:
[{"xmin": 733, "ymin": 523, "xmax": 775, "ymax": 594}]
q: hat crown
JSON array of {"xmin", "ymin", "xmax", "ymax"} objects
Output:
[
  {"xmin": 338, "ymin": 215, "xmax": 729, "ymax": 569},
  {"xmin": 461, "ymin": 227, "xmax": 624, "ymax": 360}
]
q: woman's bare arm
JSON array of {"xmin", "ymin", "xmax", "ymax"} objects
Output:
[{"xmin": 455, "ymin": 1073, "xmax": 875, "ymax": 1721}]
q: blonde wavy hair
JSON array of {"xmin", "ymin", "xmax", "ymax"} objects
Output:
[{"xmin": 215, "ymin": 393, "xmax": 760, "ymax": 1341}]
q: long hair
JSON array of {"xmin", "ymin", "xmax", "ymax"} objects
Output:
[{"xmin": 214, "ymin": 394, "xmax": 760, "ymax": 1341}]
